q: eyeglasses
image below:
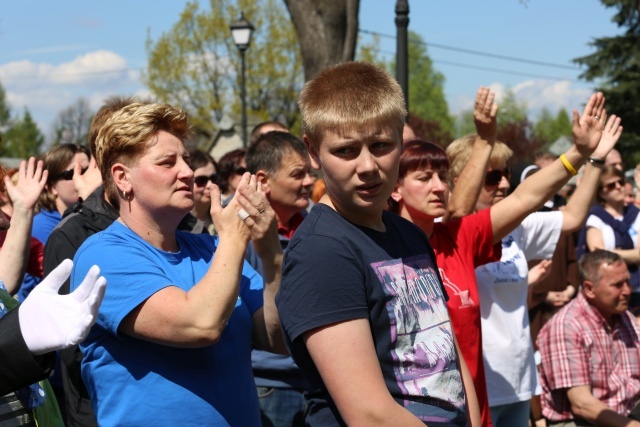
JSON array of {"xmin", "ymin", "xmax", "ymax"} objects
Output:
[
  {"xmin": 234, "ymin": 167, "xmax": 247, "ymax": 175},
  {"xmin": 603, "ymin": 179, "xmax": 624, "ymax": 191},
  {"xmin": 55, "ymin": 167, "xmax": 88, "ymax": 181},
  {"xmin": 194, "ymin": 174, "xmax": 219, "ymax": 187},
  {"xmin": 485, "ymin": 168, "xmax": 511, "ymax": 186}
]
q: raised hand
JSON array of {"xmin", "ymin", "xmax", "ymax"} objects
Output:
[
  {"xmin": 235, "ymin": 177, "xmax": 281, "ymax": 261},
  {"xmin": 590, "ymin": 115, "xmax": 622, "ymax": 161},
  {"xmin": 571, "ymin": 92, "xmax": 606, "ymax": 155},
  {"xmin": 6, "ymin": 157, "xmax": 47, "ymax": 213},
  {"xmin": 474, "ymin": 86, "xmax": 498, "ymax": 143},
  {"xmin": 73, "ymin": 156, "xmax": 103, "ymax": 200},
  {"xmin": 209, "ymin": 172, "xmax": 252, "ymax": 244}
]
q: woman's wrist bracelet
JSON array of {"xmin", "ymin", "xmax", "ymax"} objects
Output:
[
  {"xmin": 560, "ymin": 154, "xmax": 578, "ymax": 176},
  {"xmin": 587, "ymin": 156, "xmax": 605, "ymax": 166}
]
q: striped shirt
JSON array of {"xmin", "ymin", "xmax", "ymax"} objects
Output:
[{"xmin": 537, "ymin": 292, "xmax": 640, "ymax": 421}]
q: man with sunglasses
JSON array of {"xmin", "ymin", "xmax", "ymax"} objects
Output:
[{"xmin": 188, "ymin": 148, "xmax": 218, "ymax": 234}]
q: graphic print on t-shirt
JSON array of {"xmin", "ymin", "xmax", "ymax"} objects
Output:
[
  {"xmin": 371, "ymin": 254, "xmax": 465, "ymax": 413},
  {"xmin": 439, "ymin": 268, "xmax": 475, "ymax": 308}
]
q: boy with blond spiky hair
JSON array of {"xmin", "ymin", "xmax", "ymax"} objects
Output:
[{"xmin": 276, "ymin": 62, "xmax": 480, "ymax": 426}]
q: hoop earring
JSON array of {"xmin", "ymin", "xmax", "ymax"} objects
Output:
[{"xmin": 123, "ymin": 191, "xmax": 128, "ymax": 200}]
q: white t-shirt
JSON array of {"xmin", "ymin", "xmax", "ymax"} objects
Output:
[
  {"xmin": 475, "ymin": 211, "xmax": 563, "ymax": 407},
  {"xmin": 585, "ymin": 213, "xmax": 640, "ymax": 251}
]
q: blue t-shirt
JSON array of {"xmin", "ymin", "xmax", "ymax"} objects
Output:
[
  {"xmin": 18, "ymin": 209, "xmax": 60, "ymax": 302},
  {"xmin": 32, "ymin": 209, "xmax": 62, "ymax": 245},
  {"xmin": 71, "ymin": 221, "xmax": 263, "ymax": 427},
  {"xmin": 276, "ymin": 204, "xmax": 466, "ymax": 426}
]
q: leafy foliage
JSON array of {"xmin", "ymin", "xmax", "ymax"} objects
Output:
[
  {"xmin": 532, "ymin": 107, "xmax": 572, "ymax": 146},
  {"xmin": 144, "ymin": 0, "xmax": 303, "ymax": 145},
  {"xmin": 574, "ymin": 0, "xmax": 640, "ymax": 167},
  {"xmin": 1, "ymin": 109, "xmax": 44, "ymax": 158}
]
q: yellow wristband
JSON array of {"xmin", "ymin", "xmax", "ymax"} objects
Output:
[{"xmin": 560, "ymin": 154, "xmax": 578, "ymax": 176}]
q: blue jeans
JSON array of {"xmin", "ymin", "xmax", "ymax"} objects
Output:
[
  {"xmin": 490, "ymin": 400, "xmax": 530, "ymax": 427},
  {"xmin": 257, "ymin": 386, "xmax": 306, "ymax": 427}
]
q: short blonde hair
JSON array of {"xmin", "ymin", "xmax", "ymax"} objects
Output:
[
  {"xmin": 298, "ymin": 62, "xmax": 406, "ymax": 145},
  {"xmin": 95, "ymin": 103, "xmax": 192, "ymax": 207},
  {"xmin": 446, "ymin": 134, "xmax": 513, "ymax": 182}
]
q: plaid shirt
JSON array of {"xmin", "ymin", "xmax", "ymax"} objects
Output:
[{"xmin": 537, "ymin": 292, "xmax": 640, "ymax": 421}]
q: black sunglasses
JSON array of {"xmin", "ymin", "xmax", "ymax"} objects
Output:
[
  {"xmin": 603, "ymin": 179, "xmax": 624, "ymax": 191},
  {"xmin": 485, "ymin": 168, "xmax": 511, "ymax": 186},
  {"xmin": 234, "ymin": 167, "xmax": 247, "ymax": 175},
  {"xmin": 55, "ymin": 167, "xmax": 88, "ymax": 181},
  {"xmin": 194, "ymin": 174, "xmax": 219, "ymax": 187}
]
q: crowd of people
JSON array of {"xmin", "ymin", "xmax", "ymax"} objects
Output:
[{"xmin": 1, "ymin": 61, "xmax": 640, "ymax": 427}]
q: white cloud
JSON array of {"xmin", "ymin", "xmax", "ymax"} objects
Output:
[
  {"xmin": 450, "ymin": 79, "xmax": 594, "ymax": 119},
  {"xmin": 0, "ymin": 50, "xmax": 143, "ymax": 143}
]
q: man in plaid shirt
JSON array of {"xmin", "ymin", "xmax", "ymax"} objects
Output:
[{"xmin": 537, "ymin": 250, "xmax": 640, "ymax": 426}]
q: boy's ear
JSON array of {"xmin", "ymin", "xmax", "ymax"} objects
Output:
[
  {"xmin": 391, "ymin": 184, "xmax": 402, "ymax": 203},
  {"xmin": 303, "ymin": 135, "xmax": 322, "ymax": 170},
  {"xmin": 256, "ymin": 170, "xmax": 270, "ymax": 193}
]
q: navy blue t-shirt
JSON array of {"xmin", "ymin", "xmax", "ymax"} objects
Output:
[{"xmin": 276, "ymin": 204, "xmax": 466, "ymax": 426}]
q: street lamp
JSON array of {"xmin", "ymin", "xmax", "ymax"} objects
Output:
[
  {"xmin": 395, "ymin": 0, "xmax": 409, "ymax": 118},
  {"xmin": 230, "ymin": 13, "xmax": 255, "ymax": 148}
]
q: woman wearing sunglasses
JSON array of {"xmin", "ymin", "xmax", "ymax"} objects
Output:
[
  {"xmin": 390, "ymin": 88, "xmax": 620, "ymax": 426},
  {"xmin": 578, "ymin": 164, "xmax": 640, "ymax": 311},
  {"xmin": 188, "ymin": 148, "xmax": 218, "ymax": 234},
  {"xmin": 34, "ymin": 144, "xmax": 90, "ymax": 246}
]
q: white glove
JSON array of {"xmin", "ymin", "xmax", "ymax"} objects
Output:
[{"xmin": 18, "ymin": 259, "xmax": 107, "ymax": 355}]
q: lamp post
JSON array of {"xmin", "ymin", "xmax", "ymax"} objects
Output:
[
  {"xmin": 395, "ymin": 0, "xmax": 409, "ymax": 118},
  {"xmin": 230, "ymin": 13, "xmax": 254, "ymax": 147}
]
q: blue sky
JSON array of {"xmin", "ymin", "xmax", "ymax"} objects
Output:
[{"xmin": 0, "ymin": 0, "xmax": 621, "ymax": 144}]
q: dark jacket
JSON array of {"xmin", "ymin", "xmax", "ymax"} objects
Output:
[{"xmin": 0, "ymin": 307, "xmax": 55, "ymax": 395}]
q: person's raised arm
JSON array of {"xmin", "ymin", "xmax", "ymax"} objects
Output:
[
  {"xmin": 119, "ymin": 174, "xmax": 254, "ymax": 347},
  {"xmin": 560, "ymin": 115, "xmax": 623, "ymax": 232},
  {"xmin": 235, "ymin": 181, "xmax": 287, "ymax": 354},
  {"xmin": 445, "ymin": 87, "xmax": 498, "ymax": 222},
  {"xmin": 0, "ymin": 158, "xmax": 47, "ymax": 294},
  {"xmin": 72, "ymin": 156, "xmax": 103, "ymax": 201},
  {"xmin": 490, "ymin": 93, "xmax": 606, "ymax": 243},
  {"xmin": 304, "ymin": 319, "xmax": 426, "ymax": 426},
  {"xmin": 566, "ymin": 385, "xmax": 640, "ymax": 427}
]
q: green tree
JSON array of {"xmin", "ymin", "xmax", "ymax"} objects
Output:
[
  {"xmin": 574, "ymin": 0, "xmax": 640, "ymax": 166},
  {"xmin": 2, "ymin": 109, "xmax": 44, "ymax": 158},
  {"xmin": 406, "ymin": 31, "xmax": 453, "ymax": 139},
  {"xmin": 532, "ymin": 107, "xmax": 572, "ymax": 145},
  {"xmin": 498, "ymin": 89, "xmax": 528, "ymax": 131},
  {"xmin": 454, "ymin": 110, "xmax": 476, "ymax": 138},
  {"xmin": 145, "ymin": 0, "xmax": 303, "ymax": 145},
  {"xmin": 0, "ymin": 82, "xmax": 10, "ymax": 128}
]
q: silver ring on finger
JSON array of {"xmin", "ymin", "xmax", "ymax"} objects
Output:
[{"xmin": 237, "ymin": 208, "xmax": 250, "ymax": 221}]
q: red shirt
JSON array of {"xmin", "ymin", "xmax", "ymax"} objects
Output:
[
  {"xmin": 430, "ymin": 208, "xmax": 501, "ymax": 427},
  {"xmin": 537, "ymin": 292, "xmax": 640, "ymax": 421},
  {"xmin": 278, "ymin": 212, "xmax": 305, "ymax": 240},
  {"xmin": 0, "ymin": 218, "xmax": 44, "ymax": 278}
]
